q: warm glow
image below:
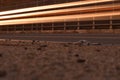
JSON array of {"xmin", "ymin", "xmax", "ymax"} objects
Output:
[
  {"xmin": 0, "ymin": 11, "xmax": 119, "ymax": 26},
  {"xmin": 0, "ymin": 3, "xmax": 119, "ymax": 20},
  {"xmin": 0, "ymin": 0, "xmax": 113, "ymax": 16}
]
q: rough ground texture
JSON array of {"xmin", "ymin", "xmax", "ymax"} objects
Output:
[{"xmin": 0, "ymin": 40, "xmax": 120, "ymax": 80}]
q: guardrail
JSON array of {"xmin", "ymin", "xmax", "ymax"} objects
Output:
[{"xmin": 0, "ymin": 0, "xmax": 119, "ymax": 33}]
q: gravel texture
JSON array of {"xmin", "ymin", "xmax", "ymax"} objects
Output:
[{"xmin": 0, "ymin": 40, "xmax": 120, "ymax": 80}]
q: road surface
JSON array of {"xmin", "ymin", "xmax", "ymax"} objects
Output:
[{"xmin": 0, "ymin": 33, "xmax": 120, "ymax": 45}]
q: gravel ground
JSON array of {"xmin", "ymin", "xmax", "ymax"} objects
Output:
[{"xmin": 0, "ymin": 40, "xmax": 120, "ymax": 80}]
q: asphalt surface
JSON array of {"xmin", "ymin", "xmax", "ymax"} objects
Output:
[{"xmin": 0, "ymin": 33, "xmax": 120, "ymax": 45}]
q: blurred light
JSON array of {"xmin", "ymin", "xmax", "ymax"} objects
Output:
[
  {"xmin": 0, "ymin": 11, "xmax": 119, "ymax": 26},
  {"xmin": 0, "ymin": 3, "xmax": 119, "ymax": 20},
  {"xmin": 0, "ymin": 0, "xmax": 113, "ymax": 16}
]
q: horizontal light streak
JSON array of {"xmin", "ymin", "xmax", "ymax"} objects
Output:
[
  {"xmin": 0, "ymin": 3, "xmax": 119, "ymax": 20},
  {"xmin": 0, "ymin": 11, "xmax": 119, "ymax": 26},
  {"xmin": 0, "ymin": 0, "xmax": 113, "ymax": 16}
]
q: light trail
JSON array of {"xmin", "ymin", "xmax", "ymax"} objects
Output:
[
  {"xmin": 0, "ymin": 3, "xmax": 119, "ymax": 20},
  {"xmin": 0, "ymin": 11, "xmax": 119, "ymax": 26},
  {"xmin": 0, "ymin": 0, "xmax": 113, "ymax": 16}
]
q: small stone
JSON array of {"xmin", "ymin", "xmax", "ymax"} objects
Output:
[
  {"xmin": 32, "ymin": 40, "xmax": 35, "ymax": 44},
  {"xmin": 0, "ymin": 70, "xmax": 7, "ymax": 78},
  {"xmin": 75, "ymin": 40, "xmax": 90, "ymax": 46},
  {"xmin": 37, "ymin": 47, "xmax": 41, "ymax": 50},
  {"xmin": 77, "ymin": 59, "xmax": 86, "ymax": 63},
  {"xmin": 96, "ymin": 49, "xmax": 101, "ymax": 52},
  {"xmin": 24, "ymin": 47, "xmax": 28, "ymax": 50},
  {"xmin": 40, "ymin": 45, "xmax": 47, "ymax": 47},
  {"xmin": 75, "ymin": 54, "xmax": 79, "ymax": 57},
  {"xmin": 0, "ymin": 54, "xmax": 3, "ymax": 57},
  {"xmin": 116, "ymin": 66, "xmax": 120, "ymax": 71},
  {"xmin": 63, "ymin": 44, "xmax": 69, "ymax": 47}
]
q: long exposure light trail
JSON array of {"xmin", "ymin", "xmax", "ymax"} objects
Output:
[
  {"xmin": 0, "ymin": 4, "xmax": 119, "ymax": 20},
  {"xmin": 0, "ymin": 11, "xmax": 119, "ymax": 26},
  {"xmin": 0, "ymin": 0, "xmax": 113, "ymax": 16}
]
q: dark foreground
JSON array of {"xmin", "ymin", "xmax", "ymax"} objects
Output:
[{"xmin": 0, "ymin": 40, "xmax": 120, "ymax": 80}]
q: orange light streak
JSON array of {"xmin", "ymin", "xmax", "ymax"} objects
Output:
[
  {"xmin": 0, "ymin": 11, "xmax": 119, "ymax": 26},
  {"xmin": 0, "ymin": 3, "xmax": 119, "ymax": 20},
  {"xmin": 0, "ymin": 0, "xmax": 113, "ymax": 16}
]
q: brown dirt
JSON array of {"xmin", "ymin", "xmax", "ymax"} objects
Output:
[{"xmin": 0, "ymin": 40, "xmax": 120, "ymax": 80}]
